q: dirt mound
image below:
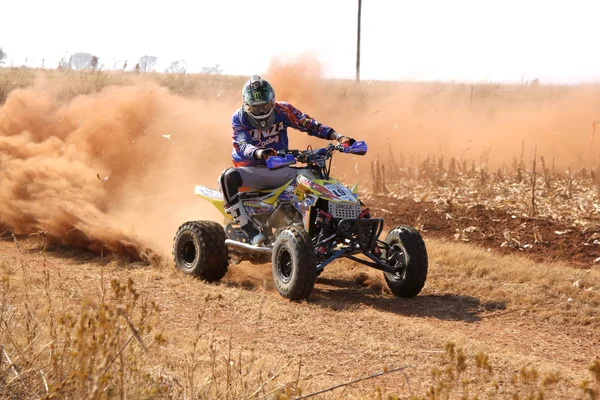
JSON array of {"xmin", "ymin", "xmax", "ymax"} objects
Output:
[{"xmin": 369, "ymin": 196, "xmax": 599, "ymax": 267}]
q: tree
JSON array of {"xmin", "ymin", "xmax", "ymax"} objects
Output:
[
  {"xmin": 138, "ymin": 55, "xmax": 158, "ymax": 73},
  {"xmin": 0, "ymin": 48, "xmax": 7, "ymax": 66},
  {"xmin": 201, "ymin": 64, "xmax": 223, "ymax": 75},
  {"xmin": 68, "ymin": 52, "xmax": 99, "ymax": 70},
  {"xmin": 90, "ymin": 56, "xmax": 99, "ymax": 71},
  {"xmin": 166, "ymin": 60, "xmax": 186, "ymax": 74},
  {"xmin": 58, "ymin": 58, "xmax": 70, "ymax": 69}
]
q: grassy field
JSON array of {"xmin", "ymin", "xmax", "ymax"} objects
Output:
[
  {"xmin": 1, "ymin": 67, "xmax": 600, "ymax": 399},
  {"xmin": 0, "ymin": 65, "xmax": 577, "ymax": 107},
  {"xmin": 0, "ymin": 67, "xmax": 246, "ymax": 102}
]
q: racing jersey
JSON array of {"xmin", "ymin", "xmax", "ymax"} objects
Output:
[{"xmin": 231, "ymin": 102, "xmax": 336, "ymax": 167}]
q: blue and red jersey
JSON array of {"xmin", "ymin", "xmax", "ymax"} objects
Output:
[{"xmin": 231, "ymin": 102, "xmax": 335, "ymax": 167}]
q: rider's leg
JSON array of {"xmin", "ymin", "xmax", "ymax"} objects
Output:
[
  {"xmin": 218, "ymin": 168, "xmax": 265, "ymax": 245},
  {"xmin": 218, "ymin": 167, "xmax": 298, "ymax": 245},
  {"xmin": 234, "ymin": 166, "xmax": 298, "ymax": 191}
]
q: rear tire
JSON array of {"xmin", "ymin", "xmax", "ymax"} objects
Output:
[
  {"xmin": 272, "ymin": 227, "xmax": 317, "ymax": 300},
  {"xmin": 173, "ymin": 221, "xmax": 229, "ymax": 282},
  {"xmin": 383, "ymin": 225, "xmax": 428, "ymax": 297}
]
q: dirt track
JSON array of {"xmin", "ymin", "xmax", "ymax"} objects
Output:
[{"xmin": 2, "ymin": 223, "xmax": 598, "ymax": 398}]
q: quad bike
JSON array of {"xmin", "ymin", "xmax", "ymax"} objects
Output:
[{"xmin": 173, "ymin": 141, "xmax": 428, "ymax": 300}]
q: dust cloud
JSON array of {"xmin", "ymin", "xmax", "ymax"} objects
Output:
[
  {"xmin": 1, "ymin": 59, "xmax": 598, "ymax": 261},
  {"xmin": 266, "ymin": 57, "xmax": 600, "ymax": 174},
  {"xmin": 0, "ymin": 79, "xmax": 234, "ymax": 260}
]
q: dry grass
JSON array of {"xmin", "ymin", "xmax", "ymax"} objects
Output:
[
  {"xmin": 0, "ymin": 236, "xmax": 310, "ymax": 399},
  {"xmin": 370, "ymin": 152, "xmax": 600, "ymax": 230},
  {"xmin": 0, "ymin": 67, "xmax": 246, "ymax": 104},
  {"xmin": 429, "ymin": 240, "xmax": 600, "ymax": 328},
  {"xmin": 1, "ymin": 234, "xmax": 599, "ymax": 399},
  {"xmin": 0, "ymin": 66, "xmax": 577, "ymax": 108}
]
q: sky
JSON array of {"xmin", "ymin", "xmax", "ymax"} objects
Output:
[{"xmin": 1, "ymin": 0, "xmax": 599, "ymax": 83}]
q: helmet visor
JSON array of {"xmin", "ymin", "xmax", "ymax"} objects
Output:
[{"xmin": 247, "ymin": 101, "xmax": 274, "ymax": 118}]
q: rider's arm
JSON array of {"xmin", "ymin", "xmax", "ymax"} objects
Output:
[
  {"xmin": 278, "ymin": 102, "xmax": 340, "ymax": 141},
  {"xmin": 232, "ymin": 113, "xmax": 260, "ymax": 159}
]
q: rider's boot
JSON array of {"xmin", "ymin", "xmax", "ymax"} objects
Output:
[{"xmin": 225, "ymin": 201, "xmax": 266, "ymax": 246}]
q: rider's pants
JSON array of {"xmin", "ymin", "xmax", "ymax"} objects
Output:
[{"xmin": 218, "ymin": 166, "xmax": 298, "ymax": 205}]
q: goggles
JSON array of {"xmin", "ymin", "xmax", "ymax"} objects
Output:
[{"xmin": 247, "ymin": 101, "xmax": 274, "ymax": 117}]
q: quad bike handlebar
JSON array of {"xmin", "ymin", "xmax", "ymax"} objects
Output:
[
  {"xmin": 265, "ymin": 140, "xmax": 367, "ymax": 179},
  {"xmin": 284, "ymin": 140, "xmax": 366, "ymax": 159},
  {"xmin": 266, "ymin": 141, "xmax": 368, "ymax": 171}
]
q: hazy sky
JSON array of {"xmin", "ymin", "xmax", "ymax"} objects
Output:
[{"xmin": 1, "ymin": 0, "xmax": 599, "ymax": 83}]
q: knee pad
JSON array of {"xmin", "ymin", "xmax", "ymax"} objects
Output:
[{"xmin": 218, "ymin": 168, "xmax": 243, "ymax": 204}]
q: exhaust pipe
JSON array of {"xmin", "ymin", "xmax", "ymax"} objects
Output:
[{"xmin": 225, "ymin": 239, "xmax": 273, "ymax": 254}]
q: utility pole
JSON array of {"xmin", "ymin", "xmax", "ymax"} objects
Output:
[{"xmin": 356, "ymin": 0, "xmax": 362, "ymax": 81}]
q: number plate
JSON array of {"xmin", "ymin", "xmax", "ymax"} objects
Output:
[{"xmin": 328, "ymin": 201, "xmax": 360, "ymax": 219}]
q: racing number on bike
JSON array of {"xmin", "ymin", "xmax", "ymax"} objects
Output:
[
  {"xmin": 332, "ymin": 188, "xmax": 347, "ymax": 198},
  {"xmin": 327, "ymin": 184, "xmax": 353, "ymax": 200}
]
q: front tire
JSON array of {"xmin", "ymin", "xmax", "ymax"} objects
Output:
[
  {"xmin": 173, "ymin": 221, "xmax": 229, "ymax": 282},
  {"xmin": 383, "ymin": 225, "xmax": 428, "ymax": 297},
  {"xmin": 272, "ymin": 227, "xmax": 317, "ymax": 300}
]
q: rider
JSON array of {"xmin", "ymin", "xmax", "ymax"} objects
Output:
[{"xmin": 219, "ymin": 75, "xmax": 354, "ymax": 245}]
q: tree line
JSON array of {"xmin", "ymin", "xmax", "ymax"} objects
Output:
[{"xmin": 0, "ymin": 48, "xmax": 223, "ymax": 75}]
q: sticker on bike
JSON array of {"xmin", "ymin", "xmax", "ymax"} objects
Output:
[{"xmin": 325, "ymin": 183, "xmax": 357, "ymax": 202}]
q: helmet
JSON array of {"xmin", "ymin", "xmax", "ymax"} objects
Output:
[{"xmin": 242, "ymin": 75, "xmax": 276, "ymax": 130}]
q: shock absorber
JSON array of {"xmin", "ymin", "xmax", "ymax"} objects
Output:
[
  {"xmin": 315, "ymin": 209, "xmax": 333, "ymax": 255},
  {"xmin": 359, "ymin": 207, "xmax": 382, "ymax": 255}
]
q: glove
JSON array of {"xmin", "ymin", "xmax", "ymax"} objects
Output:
[
  {"xmin": 331, "ymin": 131, "xmax": 355, "ymax": 145},
  {"xmin": 255, "ymin": 148, "xmax": 277, "ymax": 160},
  {"xmin": 337, "ymin": 135, "xmax": 356, "ymax": 145}
]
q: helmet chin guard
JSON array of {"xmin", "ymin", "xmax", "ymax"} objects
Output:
[{"xmin": 244, "ymin": 106, "xmax": 275, "ymax": 130}]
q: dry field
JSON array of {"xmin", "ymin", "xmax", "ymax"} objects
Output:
[{"xmin": 1, "ymin": 65, "xmax": 600, "ymax": 399}]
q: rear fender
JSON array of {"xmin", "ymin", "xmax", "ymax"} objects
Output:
[{"xmin": 194, "ymin": 186, "xmax": 231, "ymax": 219}]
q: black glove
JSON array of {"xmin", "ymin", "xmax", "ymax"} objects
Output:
[{"xmin": 255, "ymin": 148, "xmax": 277, "ymax": 160}]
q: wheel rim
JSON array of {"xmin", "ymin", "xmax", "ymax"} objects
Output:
[
  {"xmin": 386, "ymin": 243, "xmax": 407, "ymax": 281},
  {"xmin": 275, "ymin": 247, "xmax": 293, "ymax": 284},
  {"xmin": 178, "ymin": 233, "xmax": 198, "ymax": 269}
]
